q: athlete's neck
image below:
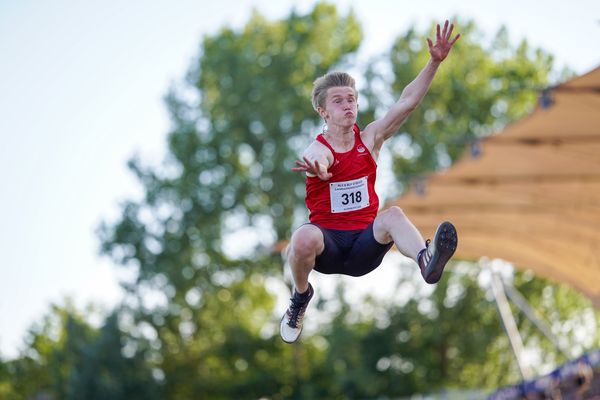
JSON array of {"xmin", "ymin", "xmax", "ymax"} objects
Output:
[{"xmin": 324, "ymin": 124, "xmax": 355, "ymax": 152}]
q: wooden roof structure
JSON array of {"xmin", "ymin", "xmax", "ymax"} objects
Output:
[{"xmin": 390, "ymin": 66, "xmax": 600, "ymax": 307}]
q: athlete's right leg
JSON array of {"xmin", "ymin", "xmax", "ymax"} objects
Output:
[
  {"xmin": 287, "ymin": 224, "xmax": 324, "ymax": 293},
  {"xmin": 280, "ymin": 224, "xmax": 324, "ymax": 343}
]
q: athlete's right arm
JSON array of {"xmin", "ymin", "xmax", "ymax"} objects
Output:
[{"xmin": 292, "ymin": 141, "xmax": 333, "ymax": 181}]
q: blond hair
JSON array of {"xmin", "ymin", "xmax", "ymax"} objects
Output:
[{"xmin": 311, "ymin": 71, "xmax": 357, "ymax": 112}]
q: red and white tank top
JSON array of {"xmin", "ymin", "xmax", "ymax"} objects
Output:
[{"xmin": 305, "ymin": 124, "xmax": 379, "ymax": 230}]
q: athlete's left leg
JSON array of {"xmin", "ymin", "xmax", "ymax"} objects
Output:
[
  {"xmin": 372, "ymin": 206, "xmax": 426, "ymax": 262},
  {"xmin": 372, "ymin": 206, "xmax": 457, "ymax": 284}
]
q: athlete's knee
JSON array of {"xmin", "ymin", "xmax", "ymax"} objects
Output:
[
  {"xmin": 290, "ymin": 225, "xmax": 323, "ymax": 260},
  {"xmin": 387, "ymin": 206, "xmax": 407, "ymax": 219},
  {"xmin": 374, "ymin": 206, "xmax": 408, "ymax": 237},
  {"xmin": 380, "ymin": 206, "xmax": 409, "ymax": 226}
]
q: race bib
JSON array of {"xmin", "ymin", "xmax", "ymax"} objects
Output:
[{"xmin": 329, "ymin": 176, "xmax": 370, "ymax": 213}]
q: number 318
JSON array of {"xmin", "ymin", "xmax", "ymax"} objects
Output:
[{"xmin": 341, "ymin": 191, "xmax": 362, "ymax": 205}]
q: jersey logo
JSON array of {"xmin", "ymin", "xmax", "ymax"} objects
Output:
[{"xmin": 357, "ymin": 145, "xmax": 366, "ymax": 153}]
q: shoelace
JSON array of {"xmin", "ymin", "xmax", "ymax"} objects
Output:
[{"xmin": 287, "ymin": 296, "xmax": 309, "ymax": 328}]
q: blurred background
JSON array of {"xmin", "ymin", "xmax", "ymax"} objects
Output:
[{"xmin": 1, "ymin": 0, "xmax": 599, "ymax": 398}]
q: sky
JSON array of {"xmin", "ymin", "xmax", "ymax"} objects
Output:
[{"xmin": 0, "ymin": 0, "xmax": 599, "ymax": 359}]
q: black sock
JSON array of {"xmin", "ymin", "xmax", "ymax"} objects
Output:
[{"xmin": 294, "ymin": 285, "xmax": 312, "ymax": 301}]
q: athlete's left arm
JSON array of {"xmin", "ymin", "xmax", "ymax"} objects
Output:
[{"xmin": 363, "ymin": 21, "xmax": 460, "ymax": 150}]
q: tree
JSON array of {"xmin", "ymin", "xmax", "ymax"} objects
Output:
[
  {"xmin": 0, "ymin": 303, "xmax": 159, "ymax": 400},
  {"xmin": 362, "ymin": 20, "xmax": 557, "ymax": 197},
  {"xmin": 2, "ymin": 4, "xmax": 588, "ymax": 399},
  {"xmin": 98, "ymin": 3, "xmax": 363, "ymax": 398}
]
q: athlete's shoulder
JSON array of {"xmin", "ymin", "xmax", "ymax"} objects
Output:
[
  {"xmin": 304, "ymin": 136, "xmax": 334, "ymax": 160},
  {"xmin": 359, "ymin": 121, "xmax": 379, "ymax": 153},
  {"xmin": 306, "ymin": 135, "xmax": 329, "ymax": 151}
]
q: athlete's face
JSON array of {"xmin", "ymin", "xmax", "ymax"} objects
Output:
[{"xmin": 320, "ymin": 86, "xmax": 357, "ymax": 127}]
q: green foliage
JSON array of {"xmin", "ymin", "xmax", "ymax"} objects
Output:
[
  {"xmin": 363, "ymin": 20, "xmax": 555, "ymax": 194},
  {"xmin": 513, "ymin": 270, "xmax": 600, "ymax": 367},
  {"xmin": 305, "ymin": 267, "xmax": 511, "ymax": 397},
  {"xmin": 96, "ymin": 3, "xmax": 365, "ymax": 399},
  {"xmin": 0, "ymin": 303, "xmax": 158, "ymax": 400},
  {"xmin": 3, "ymin": 3, "xmax": 598, "ymax": 399},
  {"xmin": 97, "ymin": 2, "xmax": 363, "ymax": 290}
]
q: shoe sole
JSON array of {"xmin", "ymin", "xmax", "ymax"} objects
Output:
[{"xmin": 424, "ymin": 221, "xmax": 458, "ymax": 284}]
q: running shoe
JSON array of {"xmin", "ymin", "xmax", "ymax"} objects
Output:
[
  {"xmin": 418, "ymin": 221, "xmax": 458, "ymax": 284},
  {"xmin": 280, "ymin": 283, "xmax": 314, "ymax": 343}
]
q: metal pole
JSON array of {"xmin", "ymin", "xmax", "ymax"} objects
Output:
[
  {"xmin": 503, "ymin": 283, "xmax": 572, "ymax": 359},
  {"xmin": 490, "ymin": 270, "xmax": 533, "ymax": 380}
]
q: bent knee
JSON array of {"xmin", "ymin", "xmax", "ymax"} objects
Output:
[
  {"xmin": 386, "ymin": 206, "xmax": 407, "ymax": 219},
  {"xmin": 373, "ymin": 206, "xmax": 408, "ymax": 239},
  {"xmin": 290, "ymin": 225, "xmax": 324, "ymax": 258},
  {"xmin": 379, "ymin": 206, "xmax": 408, "ymax": 225}
]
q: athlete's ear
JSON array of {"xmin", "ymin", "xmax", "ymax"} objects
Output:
[{"xmin": 317, "ymin": 106, "xmax": 328, "ymax": 120}]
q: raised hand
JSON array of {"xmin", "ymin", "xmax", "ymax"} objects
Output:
[
  {"xmin": 292, "ymin": 156, "xmax": 333, "ymax": 181},
  {"xmin": 427, "ymin": 20, "xmax": 460, "ymax": 63}
]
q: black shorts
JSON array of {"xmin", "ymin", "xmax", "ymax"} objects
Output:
[{"xmin": 311, "ymin": 222, "xmax": 394, "ymax": 277}]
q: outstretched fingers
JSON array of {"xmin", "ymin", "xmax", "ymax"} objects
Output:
[
  {"xmin": 444, "ymin": 23, "xmax": 460, "ymax": 46},
  {"xmin": 313, "ymin": 159, "xmax": 332, "ymax": 180},
  {"xmin": 291, "ymin": 159, "xmax": 308, "ymax": 172},
  {"xmin": 305, "ymin": 156, "xmax": 317, "ymax": 173},
  {"xmin": 432, "ymin": 20, "xmax": 460, "ymax": 48},
  {"xmin": 292, "ymin": 156, "xmax": 332, "ymax": 180},
  {"xmin": 313, "ymin": 160, "xmax": 325, "ymax": 178},
  {"xmin": 449, "ymin": 33, "xmax": 461, "ymax": 45},
  {"xmin": 445, "ymin": 22, "xmax": 453, "ymax": 40}
]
